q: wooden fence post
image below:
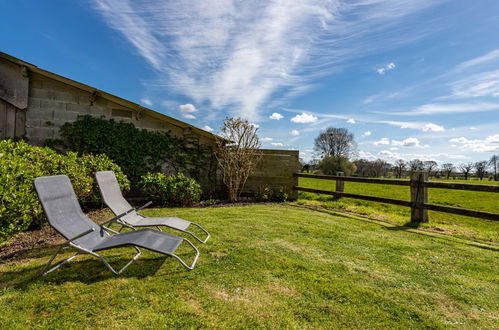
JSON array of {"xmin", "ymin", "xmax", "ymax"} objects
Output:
[
  {"xmin": 336, "ymin": 172, "xmax": 344, "ymax": 193},
  {"xmin": 410, "ymin": 171, "xmax": 428, "ymax": 223}
]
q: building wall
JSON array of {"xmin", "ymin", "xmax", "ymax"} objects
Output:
[{"xmin": 24, "ymin": 72, "xmax": 208, "ymax": 146}]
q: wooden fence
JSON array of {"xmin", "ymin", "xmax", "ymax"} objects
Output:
[{"xmin": 293, "ymin": 171, "xmax": 499, "ymax": 222}]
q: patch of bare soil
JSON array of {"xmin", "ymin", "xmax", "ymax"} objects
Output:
[{"xmin": 0, "ymin": 209, "xmax": 113, "ymax": 263}]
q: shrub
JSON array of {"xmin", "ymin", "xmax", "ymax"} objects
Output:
[
  {"xmin": 0, "ymin": 139, "xmax": 129, "ymax": 240},
  {"xmin": 255, "ymin": 185, "xmax": 288, "ymax": 202},
  {"xmin": 317, "ymin": 156, "xmax": 356, "ymax": 176},
  {"xmin": 139, "ymin": 173, "xmax": 202, "ymax": 207}
]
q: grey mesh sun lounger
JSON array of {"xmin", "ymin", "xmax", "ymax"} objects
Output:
[
  {"xmin": 34, "ymin": 175, "xmax": 199, "ymax": 276},
  {"xmin": 95, "ymin": 171, "xmax": 210, "ymax": 243}
]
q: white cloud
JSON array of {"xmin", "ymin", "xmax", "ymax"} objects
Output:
[
  {"xmin": 291, "ymin": 113, "xmax": 318, "ymax": 124},
  {"xmin": 251, "ymin": 123, "xmax": 260, "ymax": 129},
  {"xmin": 179, "ymin": 103, "xmax": 197, "ymax": 119},
  {"xmin": 391, "ymin": 137, "xmax": 422, "ymax": 148},
  {"xmin": 347, "ymin": 118, "xmax": 356, "ymax": 124},
  {"xmin": 271, "ymin": 142, "xmax": 284, "ymax": 147},
  {"xmin": 449, "ymin": 134, "xmax": 499, "ymax": 152},
  {"xmin": 378, "ymin": 120, "xmax": 445, "ymax": 132},
  {"xmin": 377, "ymin": 62, "xmax": 396, "ymax": 75},
  {"xmin": 92, "ymin": 0, "xmax": 439, "ymax": 120},
  {"xmin": 140, "ymin": 98, "xmax": 153, "ymax": 106},
  {"xmin": 261, "ymin": 137, "xmax": 273, "ymax": 142},
  {"xmin": 269, "ymin": 112, "xmax": 284, "ymax": 120},
  {"xmin": 357, "ymin": 150, "xmax": 377, "ymax": 160},
  {"xmin": 202, "ymin": 125, "xmax": 213, "ymax": 132},
  {"xmin": 291, "ymin": 130, "xmax": 300, "ymax": 136},
  {"xmin": 374, "ymin": 138, "xmax": 390, "ymax": 146},
  {"xmin": 362, "ymin": 131, "xmax": 372, "ymax": 137},
  {"xmin": 422, "ymin": 123, "xmax": 445, "ymax": 132}
]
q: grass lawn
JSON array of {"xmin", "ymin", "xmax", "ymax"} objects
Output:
[
  {"xmin": 298, "ymin": 177, "xmax": 499, "ymax": 244},
  {"xmin": 1, "ymin": 205, "xmax": 498, "ymax": 328}
]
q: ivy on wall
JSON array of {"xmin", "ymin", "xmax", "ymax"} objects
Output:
[{"xmin": 54, "ymin": 115, "xmax": 216, "ymax": 186}]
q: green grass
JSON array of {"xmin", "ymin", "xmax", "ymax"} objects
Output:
[
  {"xmin": 1, "ymin": 205, "xmax": 498, "ymax": 328},
  {"xmin": 298, "ymin": 177, "xmax": 499, "ymax": 244}
]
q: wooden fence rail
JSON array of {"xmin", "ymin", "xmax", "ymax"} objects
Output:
[{"xmin": 293, "ymin": 171, "xmax": 499, "ymax": 222}]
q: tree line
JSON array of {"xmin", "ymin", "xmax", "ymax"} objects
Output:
[{"xmin": 302, "ymin": 127, "xmax": 498, "ymax": 181}]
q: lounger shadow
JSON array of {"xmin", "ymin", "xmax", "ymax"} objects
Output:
[
  {"xmin": 95, "ymin": 171, "xmax": 210, "ymax": 243},
  {"xmin": 34, "ymin": 175, "xmax": 199, "ymax": 276}
]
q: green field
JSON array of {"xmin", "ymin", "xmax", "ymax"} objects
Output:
[
  {"xmin": 298, "ymin": 177, "xmax": 499, "ymax": 244},
  {"xmin": 1, "ymin": 205, "xmax": 498, "ymax": 328}
]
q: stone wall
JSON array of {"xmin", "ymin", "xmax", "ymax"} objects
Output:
[{"xmin": 243, "ymin": 149, "xmax": 300, "ymax": 200}]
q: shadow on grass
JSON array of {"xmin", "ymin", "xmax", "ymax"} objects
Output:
[
  {"xmin": 290, "ymin": 203, "xmax": 499, "ymax": 252},
  {"xmin": 0, "ymin": 244, "xmax": 173, "ymax": 290}
]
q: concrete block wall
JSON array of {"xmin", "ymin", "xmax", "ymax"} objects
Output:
[{"xmin": 24, "ymin": 72, "xmax": 194, "ymax": 146}]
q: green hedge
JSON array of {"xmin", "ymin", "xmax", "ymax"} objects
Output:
[
  {"xmin": 139, "ymin": 172, "xmax": 202, "ymax": 207},
  {"xmin": 0, "ymin": 139, "xmax": 129, "ymax": 240}
]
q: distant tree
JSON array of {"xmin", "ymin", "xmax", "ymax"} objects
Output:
[
  {"xmin": 474, "ymin": 161, "xmax": 488, "ymax": 180},
  {"xmin": 353, "ymin": 159, "xmax": 371, "ymax": 177},
  {"xmin": 423, "ymin": 160, "xmax": 438, "ymax": 178},
  {"xmin": 314, "ymin": 127, "xmax": 356, "ymax": 159},
  {"xmin": 408, "ymin": 159, "xmax": 424, "ymax": 173},
  {"xmin": 394, "ymin": 159, "xmax": 406, "ymax": 178},
  {"xmin": 216, "ymin": 117, "xmax": 261, "ymax": 202},
  {"xmin": 459, "ymin": 162, "xmax": 473, "ymax": 180},
  {"xmin": 489, "ymin": 155, "xmax": 498, "ymax": 181},
  {"xmin": 317, "ymin": 156, "xmax": 357, "ymax": 176},
  {"xmin": 441, "ymin": 163, "xmax": 455, "ymax": 179}
]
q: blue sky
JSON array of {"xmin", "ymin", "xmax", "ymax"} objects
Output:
[{"xmin": 1, "ymin": 0, "xmax": 498, "ymax": 163}]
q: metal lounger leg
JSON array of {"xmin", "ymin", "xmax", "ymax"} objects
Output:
[
  {"xmin": 183, "ymin": 222, "xmax": 210, "ymax": 244},
  {"xmin": 92, "ymin": 246, "xmax": 142, "ymax": 275},
  {"xmin": 171, "ymin": 238, "xmax": 199, "ymax": 270},
  {"xmin": 41, "ymin": 245, "xmax": 81, "ymax": 276}
]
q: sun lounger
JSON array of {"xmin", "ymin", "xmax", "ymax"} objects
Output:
[
  {"xmin": 95, "ymin": 171, "xmax": 210, "ymax": 243},
  {"xmin": 34, "ymin": 175, "xmax": 199, "ymax": 276}
]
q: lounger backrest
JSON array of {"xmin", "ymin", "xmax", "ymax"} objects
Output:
[
  {"xmin": 34, "ymin": 175, "xmax": 103, "ymax": 248},
  {"xmin": 95, "ymin": 171, "xmax": 134, "ymax": 216}
]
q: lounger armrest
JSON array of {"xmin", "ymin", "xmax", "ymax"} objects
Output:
[
  {"xmin": 136, "ymin": 201, "xmax": 152, "ymax": 212},
  {"xmin": 67, "ymin": 228, "xmax": 95, "ymax": 243},
  {"xmin": 100, "ymin": 208, "xmax": 135, "ymax": 228}
]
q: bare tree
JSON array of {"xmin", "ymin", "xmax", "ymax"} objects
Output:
[
  {"xmin": 216, "ymin": 117, "xmax": 261, "ymax": 202},
  {"xmin": 459, "ymin": 162, "xmax": 473, "ymax": 180},
  {"xmin": 474, "ymin": 161, "xmax": 488, "ymax": 180},
  {"xmin": 441, "ymin": 163, "xmax": 455, "ymax": 179},
  {"xmin": 489, "ymin": 155, "xmax": 498, "ymax": 181},
  {"xmin": 423, "ymin": 160, "xmax": 438, "ymax": 178},
  {"xmin": 394, "ymin": 159, "xmax": 406, "ymax": 178},
  {"xmin": 408, "ymin": 159, "xmax": 424, "ymax": 173},
  {"xmin": 314, "ymin": 127, "xmax": 356, "ymax": 159}
]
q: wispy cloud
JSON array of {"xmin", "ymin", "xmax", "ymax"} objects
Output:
[
  {"xmin": 450, "ymin": 134, "xmax": 499, "ymax": 152},
  {"xmin": 91, "ymin": 0, "xmax": 439, "ymax": 120},
  {"xmin": 202, "ymin": 125, "xmax": 213, "ymax": 132},
  {"xmin": 455, "ymin": 49, "xmax": 499, "ymax": 71},
  {"xmin": 376, "ymin": 102, "xmax": 499, "ymax": 115},
  {"xmin": 448, "ymin": 70, "xmax": 499, "ymax": 98}
]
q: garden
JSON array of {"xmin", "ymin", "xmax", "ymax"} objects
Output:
[{"xmin": 1, "ymin": 118, "xmax": 498, "ymax": 328}]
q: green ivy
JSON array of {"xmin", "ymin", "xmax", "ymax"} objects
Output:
[{"xmin": 58, "ymin": 115, "xmax": 216, "ymax": 185}]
